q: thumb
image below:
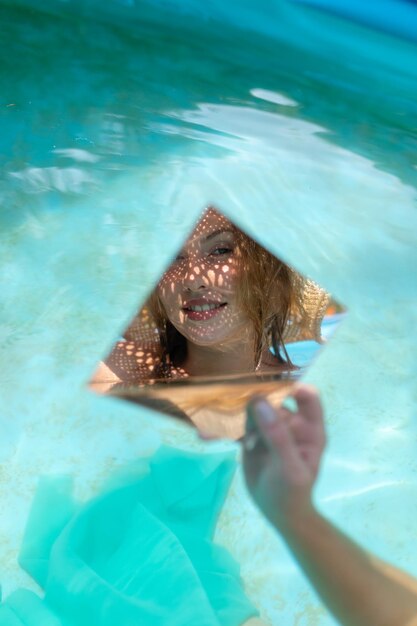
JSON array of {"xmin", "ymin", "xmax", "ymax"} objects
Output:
[{"xmin": 249, "ymin": 397, "xmax": 307, "ymax": 481}]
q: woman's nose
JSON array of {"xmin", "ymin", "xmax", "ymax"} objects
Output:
[{"xmin": 183, "ymin": 261, "xmax": 206, "ymax": 291}]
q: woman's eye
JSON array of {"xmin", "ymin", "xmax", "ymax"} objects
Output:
[{"xmin": 210, "ymin": 246, "xmax": 233, "ymax": 256}]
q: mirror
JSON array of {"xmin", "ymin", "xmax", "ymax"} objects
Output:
[{"xmin": 89, "ymin": 207, "xmax": 346, "ymax": 439}]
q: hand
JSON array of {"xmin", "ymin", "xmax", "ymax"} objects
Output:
[{"xmin": 242, "ymin": 384, "xmax": 326, "ymax": 530}]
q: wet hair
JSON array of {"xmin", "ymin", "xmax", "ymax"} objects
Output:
[{"xmin": 146, "ymin": 223, "xmax": 298, "ymax": 374}]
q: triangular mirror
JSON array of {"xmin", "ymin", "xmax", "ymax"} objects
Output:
[{"xmin": 90, "ymin": 207, "xmax": 346, "ymax": 439}]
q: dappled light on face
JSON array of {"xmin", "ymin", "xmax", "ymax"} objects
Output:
[
  {"xmin": 89, "ymin": 206, "xmax": 346, "ymax": 440},
  {"xmin": 155, "ymin": 208, "xmax": 247, "ymax": 349}
]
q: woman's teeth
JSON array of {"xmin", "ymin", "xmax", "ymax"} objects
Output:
[{"xmin": 187, "ymin": 303, "xmax": 223, "ymax": 312}]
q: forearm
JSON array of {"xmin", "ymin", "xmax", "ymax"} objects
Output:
[{"xmin": 276, "ymin": 506, "xmax": 417, "ymax": 626}]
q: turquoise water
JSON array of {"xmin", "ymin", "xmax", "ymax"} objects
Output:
[
  {"xmin": 285, "ymin": 314, "xmax": 346, "ymax": 370},
  {"xmin": 1, "ymin": 2, "xmax": 417, "ymax": 624}
]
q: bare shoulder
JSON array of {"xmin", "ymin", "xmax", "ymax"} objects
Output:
[{"xmin": 99, "ymin": 340, "xmax": 163, "ymax": 384}]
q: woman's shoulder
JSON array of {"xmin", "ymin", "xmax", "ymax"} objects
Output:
[{"xmin": 96, "ymin": 340, "xmax": 164, "ymax": 385}]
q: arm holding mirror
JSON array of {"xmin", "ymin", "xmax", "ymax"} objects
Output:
[{"xmin": 243, "ymin": 385, "xmax": 417, "ymax": 626}]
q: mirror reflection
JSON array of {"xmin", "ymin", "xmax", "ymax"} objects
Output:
[{"xmin": 90, "ymin": 207, "xmax": 345, "ymax": 438}]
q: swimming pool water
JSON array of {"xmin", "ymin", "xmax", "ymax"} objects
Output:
[{"xmin": 1, "ymin": 2, "xmax": 417, "ymax": 624}]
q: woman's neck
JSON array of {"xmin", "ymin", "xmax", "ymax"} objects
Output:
[
  {"xmin": 182, "ymin": 340, "xmax": 293, "ymax": 377},
  {"xmin": 183, "ymin": 338, "xmax": 256, "ymax": 377}
]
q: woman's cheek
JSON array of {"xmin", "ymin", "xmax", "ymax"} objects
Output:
[
  {"xmin": 221, "ymin": 266, "xmax": 238, "ymax": 291},
  {"xmin": 160, "ymin": 287, "xmax": 183, "ymax": 322},
  {"xmin": 156, "ymin": 285, "xmax": 171, "ymax": 318},
  {"xmin": 206, "ymin": 269, "xmax": 216, "ymax": 286}
]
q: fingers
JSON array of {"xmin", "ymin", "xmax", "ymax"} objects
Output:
[
  {"xmin": 291, "ymin": 385, "xmax": 323, "ymax": 423},
  {"xmin": 244, "ymin": 384, "xmax": 326, "ymax": 478},
  {"xmin": 291, "ymin": 384, "xmax": 326, "ymax": 451},
  {"xmin": 247, "ymin": 398, "xmax": 305, "ymax": 480}
]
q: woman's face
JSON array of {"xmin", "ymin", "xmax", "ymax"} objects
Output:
[{"xmin": 157, "ymin": 209, "xmax": 251, "ymax": 347}]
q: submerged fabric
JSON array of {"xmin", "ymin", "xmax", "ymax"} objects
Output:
[{"xmin": 1, "ymin": 447, "xmax": 257, "ymax": 626}]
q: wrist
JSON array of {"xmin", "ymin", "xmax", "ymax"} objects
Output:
[{"xmin": 271, "ymin": 494, "xmax": 319, "ymax": 537}]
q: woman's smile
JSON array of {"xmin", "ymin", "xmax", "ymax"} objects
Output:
[{"xmin": 182, "ymin": 298, "xmax": 227, "ymax": 321}]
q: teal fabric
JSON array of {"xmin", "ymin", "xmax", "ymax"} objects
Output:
[
  {"xmin": 2, "ymin": 447, "xmax": 257, "ymax": 626},
  {"xmin": 19, "ymin": 476, "xmax": 78, "ymax": 588},
  {"xmin": 0, "ymin": 590, "xmax": 60, "ymax": 626}
]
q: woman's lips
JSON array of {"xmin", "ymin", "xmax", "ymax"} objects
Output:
[{"xmin": 182, "ymin": 302, "xmax": 227, "ymax": 321}]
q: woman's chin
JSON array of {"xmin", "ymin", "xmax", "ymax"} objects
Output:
[
  {"xmin": 185, "ymin": 330, "xmax": 246, "ymax": 349},
  {"xmin": 186, "ymin": 335, "xmax": 228, "ymax": 348}
]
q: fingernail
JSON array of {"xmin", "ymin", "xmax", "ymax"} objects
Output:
[{"xmin": 251, "ymin": 398, "xmax": 277, "ymax": 425}]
